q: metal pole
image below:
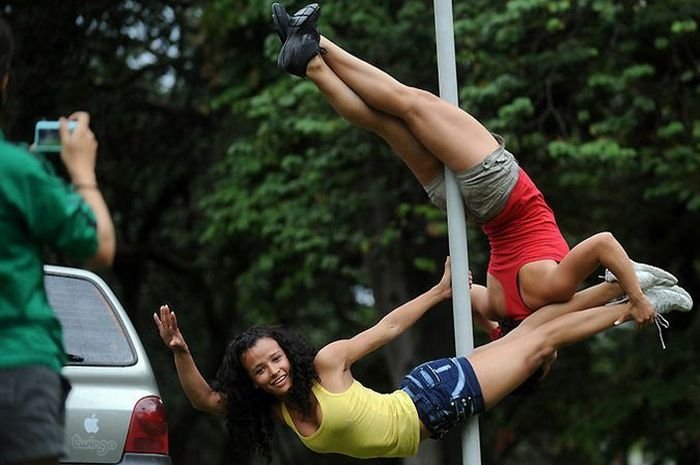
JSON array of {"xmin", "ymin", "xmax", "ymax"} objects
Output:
[{"xmin": 433, "ymin": 1, "xmax": 482, "ymax": 464}]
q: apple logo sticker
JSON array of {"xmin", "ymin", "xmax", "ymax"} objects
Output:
[{"xmin": 83, "ymin": 414, "xmax": 99, "ymax": 434}]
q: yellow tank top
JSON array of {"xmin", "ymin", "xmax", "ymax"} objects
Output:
[{"xmin": 281, "ymin": 380, "xmax": 420, "ymax": 458}]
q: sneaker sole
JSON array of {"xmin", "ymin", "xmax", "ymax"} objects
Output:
[
  {"xmin": 272, "ymin": 3, "xmax": 289, "ymax": 43},
  {"xmin": 633, "ymin": 262, "xmax": 678, "ymax": 286},
  {"xmin": 646, "ymin": 285, "xmax": 693, "ymax": 314},
  {"xmin": 288, "ymin": 3, "xmax": 321, "ymax": 29},
  {"xmin": 605, "ymin": 261, "xmax": 678, "ymax": 289}
]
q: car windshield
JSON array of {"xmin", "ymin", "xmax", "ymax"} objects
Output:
[{"xmin": 44, "ymin": 274, "xmax": 136, "ymax": 366}]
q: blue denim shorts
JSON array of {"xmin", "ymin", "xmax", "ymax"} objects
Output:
[{"xmin": 401, "ymin": 357, "xmax": 484, "ymax": 439}]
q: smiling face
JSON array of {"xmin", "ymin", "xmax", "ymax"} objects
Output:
[{"xmin": 241, "ymin": 337, "xmax": 293, "ymax": 398}]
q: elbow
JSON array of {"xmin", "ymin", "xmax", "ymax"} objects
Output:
[
  {"xmin": 382, "ymin": 320, "xmax": 403, "ymax": 341},
  {"xmin": 92, "ymin": 251, "xmax": 115, "ymax": 269},
  {"xmin": 87, "ymin": 240, "xmax": 116, "ymax": 269},
  {"xmin": 192, "ymin": 400, "xmax": 209, "ymax": 413},
  {"xmin": 189, "ymin": 395, "xmax": 208, "ymax": 412},
  {"xmin": 86, "ymin": 253, "xmax": 114, "ymax": 270},
  {"xmin": 91, "ymin": 218, "xmax": 117, "ymax": 268},
  {"xmin": 191, "ymin": 392, "xmax": 224, "ymax": 416}
]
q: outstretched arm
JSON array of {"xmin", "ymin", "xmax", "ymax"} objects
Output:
[
  {"xmin": 154, "ymin": 305, "xmax": 225, "ymax": 416},
  {"xmin": 316, "ymin": 258, "xmax": 452, "ymax": 376}
]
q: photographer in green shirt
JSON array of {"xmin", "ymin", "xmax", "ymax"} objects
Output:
[{"xmin": 0, "ymin": 17, "xmax": 116, "ymax": 465}]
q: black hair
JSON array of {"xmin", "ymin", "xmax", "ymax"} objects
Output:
[
  {"xmin": 0, "ymin": 17, "xmax": 14, "ymax": 75},
  {"xmin": 212, "ymin": 326, "xmax": 319, "ymax": 461}
]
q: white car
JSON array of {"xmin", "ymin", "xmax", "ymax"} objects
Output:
[{"xmin": 44, "ymin": 265, "xmax": 172, "ymax": 465}]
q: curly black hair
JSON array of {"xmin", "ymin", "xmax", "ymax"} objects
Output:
[{"xmin": 212, "ymin": 325, "xmax": 319, "ymax": 461}]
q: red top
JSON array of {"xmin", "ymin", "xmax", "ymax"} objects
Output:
[{"xmin": 482, "ymin": 169, "xmax": 570, "ymax": 320}]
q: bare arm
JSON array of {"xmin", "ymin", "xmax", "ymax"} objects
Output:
[
  {"xmin": 154, "ymin": 305, "xmax": 225, "ymax": 415},
  {"xmin": 60, "ymin": 112, "xmax": 116, "ymax": 268},
  {"xmin": 316, "ymin": 257, "xmax": 452, "ymax": 375},
  {"xmin": 555, "ymin": 232, "xmax": 654, "ymax": 326}
]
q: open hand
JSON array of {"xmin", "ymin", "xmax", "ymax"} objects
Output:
[
  {"xmin": 153, "ymin": 304, "xmax": 189, "ymax": 353},
  {"xmin": 434, "ymin": 256, "xmax": 453, "ymax": 300}
]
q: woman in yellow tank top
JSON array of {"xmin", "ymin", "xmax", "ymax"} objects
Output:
[{"xmin": 154, "ymin": 256, "xmax": 691, "ymax": 461}]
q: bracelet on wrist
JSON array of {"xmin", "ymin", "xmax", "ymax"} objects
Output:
[{"xmin": 73, "ymin": 182, "xmax": 99, "ymax": 190}]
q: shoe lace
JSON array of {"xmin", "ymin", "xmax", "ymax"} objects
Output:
[
  {"xmin": 605, "ymin": 294, "xmax": 629, "ymax": 305},
  {"xmin": 654, "ymin": 314, "xmax": 670, "ymax": 349}
]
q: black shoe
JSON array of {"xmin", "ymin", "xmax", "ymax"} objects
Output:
[
  {"xmin": 277, "ymin": 29, "xmax": 320, "ymax": 77},
  {"xmin": 271, "ymin": 3, "xmax": 290, "ymax": 43},
  {"xmin": 288, "ymin": 3, "xmax": 320, "ymax": 31},
  {"xmin": 276, "ymin": 3, "xmax": 321, "ymax": 77},
  {"xmin": 272, "ymin": 3, "xmax": 320, "ymax": 43}
]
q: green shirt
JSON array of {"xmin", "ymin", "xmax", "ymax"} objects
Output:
[{"xmin": 0, "ymin": 132, "xmax": 98, "ymax": 372}]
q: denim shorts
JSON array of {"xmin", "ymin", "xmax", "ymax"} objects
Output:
[
  {"xmin": 424, "ymin": 133, "xmax": 520, "ymax": 223},
  {"xmin": 400, "ymin": 357, "xmax": 484, "ymax": 439},
  {"xmin": 0, "ymin": 366, "xmax": 72, "ymax": 464}
]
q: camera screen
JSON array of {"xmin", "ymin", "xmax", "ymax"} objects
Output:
[
  {"xmin": 34, "ymin": 121, "xmax": 76, "ymax": 153},
  {"xmin": 36, "ymin": 128, "xmax": 62, "ymax": 151}
]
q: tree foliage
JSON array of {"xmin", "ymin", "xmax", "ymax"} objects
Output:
[{"xmin": 2, "ymin": 0, "xmax": 698, "ymax": 464}]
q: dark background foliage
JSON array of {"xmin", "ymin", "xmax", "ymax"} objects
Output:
[{"xmin": 2, "ymin": 1, "xmax": 698, "ymax": 464}]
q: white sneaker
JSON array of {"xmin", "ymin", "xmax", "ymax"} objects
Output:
[
  {"xmin": 644, "ymin": 285, "xmax": 693, "ymax": 314},
  {"xmin": 604, "ymin": 261, "xmax": 678, "ymax": 290}
]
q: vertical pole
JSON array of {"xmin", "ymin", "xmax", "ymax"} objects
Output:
[{"xmin": 433, "ymin": 1, "xmax": 482, "ymax": 464}]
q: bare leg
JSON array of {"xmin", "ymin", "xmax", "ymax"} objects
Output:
[
  {"xmin": 318, "ymin": 37, "xmax": 499, "ymax": 172},
  {"xmin": 307, "ymin": 38, "xmax": 654, "ymax": 327},
  {"xmin": 519, "ymin": 232, "xmax": 654, "ymax": 326},
  {"xmin": 468, "ymin": 301, "xmax": 630, "ymax": 409},
  {"xmin": 501, "ymin": 281, "xmax": 620, "ymax": 340},
  {"xmin": 305, "ymin": 55, "xmax": 442, "ymax": 185},
  {"xmin": 474, "ymin": 280, "xmax": 622, "ymax": 353}
]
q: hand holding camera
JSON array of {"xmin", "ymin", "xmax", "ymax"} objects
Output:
[
  {"xmin": 35, "ymin": 112, "xmax": 99, "ymax": 185},
  {"xmin": 60, "ymin": 112, "xmax": 98, "ymax": 185}
]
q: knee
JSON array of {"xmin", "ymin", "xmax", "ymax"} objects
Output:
[
  {"xmin": 394, "ymin": 86, "xmax": 435, "ymax": 119},
  {"xmin": 592, "ymin": 231, "xmax": 617, "ymax": 253},
  {"xmin": 524, "ymin": 332, "xmax": 557, "ymax": 370},
  {"xmin": 529, "ymin": 347, "xmax": 556, "ymax": 373}
]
